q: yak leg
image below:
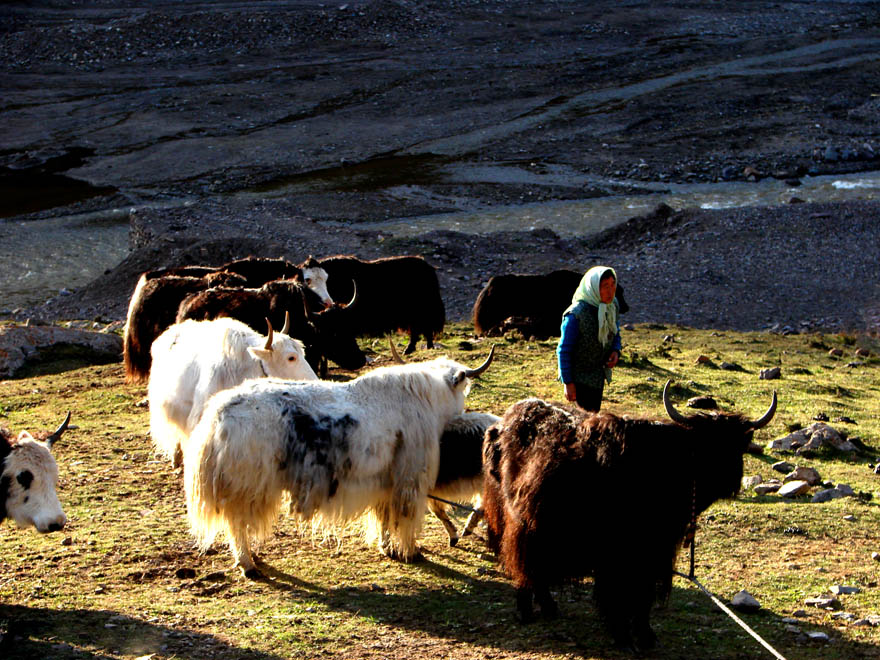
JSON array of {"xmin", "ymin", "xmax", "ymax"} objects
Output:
[
  {"xmin": 227, "ymin": 524, "xmax": 260, "ymax": 579},
  {"xmin": 534, "ymin": 584, "xmax": 559, "ymax": 619},
  {"xmin": 172, "ymin": 443, "xmax": 183, "ymax": 469},
  {"xmin": 462, "ymin": 507, "xmax": 483, "ymax": 537},
  {"xmin": 594, "ymin": 570, "xmax": 636, "ymax": 652},
  {"xmin": 429, "ymin": 500, "xmax": 460, "ymax": 547},
  {"xmin": 515, "ymin": 587, "xmax": 536, "ymax": 623},
  {"xmin": 403, "ymin": 330, "xmax": 418, "ymax": 355}
]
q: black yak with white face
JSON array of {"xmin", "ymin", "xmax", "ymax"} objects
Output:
[
  {"xmin": 482, "ymin": 382, "xmax": 776, "ymax": 653},
  {"xmin": 472, "ymin": 269, "xmax": 629, "ymax": 338},
  {"xmin": 318, "ymin": 255, "xmax": 445, "ymax": 354}
]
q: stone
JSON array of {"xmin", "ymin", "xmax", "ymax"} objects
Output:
[
  {"xmin": 778, "ymin": 480, "xmax": 811, "ymax": 497},
  {"xmin": 772, "ymin": 461, "xmax": 796, "ymax": 473},
  {"xmin": 811, "ymin": 488, "xmax": 848, "ymax": 503},
  {"xmin": 687, "ymin": 395, "xmax": 718, "ymax": 409},
  {"xmin": 784, "ymin": 466, "xmax": 821, "ymax": 485},
  {"xmin": 754, "ymin": 480, "xmax": 782, "ymax": 495},
  {"xmin": 760, "ymin": 366, "xmax": 781, "ymax": 380},
  {"xmin": 731, "ymin": 590, "xmax": 761, "ymax": 612},
  {"xmin": 807, "ymin": 631, "xmax": 830, "ymax": 642},
  {"xmin": 805, "ymin": 596, "xmax": 841, "ymax": 609},
  {"xmin": 742, "ymin": 475, "xmax": 763, "ymax": 490},
  {"xmin": 770, "ymin": 423, "xmax": 858, "ymax": 453},
  {"xmin": 0, "ymin": 324, "xmax": 123, "ymax": 378},
  {"xmin": 830, "ymin": 585, "xmax": 861, "ymax": 595}
]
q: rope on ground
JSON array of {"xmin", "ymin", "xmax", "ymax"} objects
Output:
[{"xmin": 673, "ymin": 570, "xmax": 789, "ymax": 660}]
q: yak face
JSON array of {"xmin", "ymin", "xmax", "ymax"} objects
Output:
[
  {"xmin": 301, "ymin": 265, "xmax": 333, "ymax": 309},
  {"xmin": 246, "ymin": 333, "xmax": 318, "ymax": 382},
  {"xmin": 1, "ymin": 435, "xmax": 66, "ymax": 533},
  {"xmin": 307, "ymin": 304, "xmax": 367, "ymax": 370}
]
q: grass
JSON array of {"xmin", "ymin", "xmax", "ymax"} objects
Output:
[{"xmin": 2, "ymin": 322, "xmax": 880, "ymax": 659}]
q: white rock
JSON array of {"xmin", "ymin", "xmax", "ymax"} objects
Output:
[
  {"xmin": 742, "ymin": 475, "xmax": 763, "ymax": 490},
  {"xmin": 807, "ymin": 631, "xmax": 830, "ymax": 642},
  {"xmin": 778, "ymin": 480, "xmax": 812, "ymax": 497},
  {"xmin": 784, "ymin": 466, "xmax": 821, "ymax": 485},
  {"xmin": 830, "ymin": 585, "xmax": 861, "ymax": 595},
  {"xmin": 0, "ymin": 324, "xmax": 123, "ymax": 378}
]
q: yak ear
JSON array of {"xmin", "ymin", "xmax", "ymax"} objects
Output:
[{"xmin": 247, "ymin": 346, "xmax": 273, "ymax": 362}]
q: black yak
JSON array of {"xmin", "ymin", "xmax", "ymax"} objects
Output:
[
  {"xmin": 175, "ymin": 279, "xmax": 366, "ymax": 373},
  {"xmin": 481, "ymin": 382, "xmax": 776, "ymax": 653},
  {"xmin": 318, "ymin": 255, "xmax": 445, "ymax": 354},
  {"xmin": 472, "ymin": 269, "xmax": 629, "ymax": 338}
]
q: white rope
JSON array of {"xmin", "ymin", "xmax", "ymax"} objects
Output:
[{"xmin": 673, "ymin": 571, "xmax": 789, "ymax": 660}]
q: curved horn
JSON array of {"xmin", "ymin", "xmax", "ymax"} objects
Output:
[
  {"xmin": 388, "ymin": 336, "xmax": 405, "ymax": 364},
  {"xmin": 46, "ymin": 411, "xmax": 71, "ymax": 447},
  {"xmin": 462, "ymin": 345, "xmax": 496, "ymax": 379},
  {"xmin": 749, "ymin": 391, "xmax": 778, "ymax": 430},
  {"xmin": 264, "ymin": 318, "xmax": 274, "ymax": 350},
  {"xmin": 341, "ymin": 280, "xmax": 358, "ymax": 309},
  {"xmin": 281, "ymin": 310, "xmax": 290, "ymax": 335},
  {"xmin": 662, "ymin": 380, "xmax": 690, "ymax": 425}
]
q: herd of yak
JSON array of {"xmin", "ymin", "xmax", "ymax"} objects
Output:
[{"xmin": 1, "ymin": 253, "xmax": 778, "ymax": 654}]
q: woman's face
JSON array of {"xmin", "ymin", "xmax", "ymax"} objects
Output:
[{"xmin": 599, "ymin": 275, "xmax": 617, "ymax": 304}]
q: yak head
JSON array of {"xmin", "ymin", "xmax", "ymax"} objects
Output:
[
  {"xmin": 246, "ymin": 315, "xmax": 318, "ymax": 381},
  {"xmin": 1, "ymin": 412, "xmax": 70, "ymax": 533},
  {"xmin": 662, "ymin": 380, "xmax": 777, "ymax": 506}
]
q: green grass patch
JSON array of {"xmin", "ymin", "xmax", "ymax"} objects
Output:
[{"xmin": 2, "ymin": 323, "xmax": 880, "ymax": 659}]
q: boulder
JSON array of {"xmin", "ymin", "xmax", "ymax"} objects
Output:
[
  {"xmin": 778, "ymin": 480, "xmax": 812, "ymax": 498},
  {"xmin": 0, "ymin": 323, "xmax": 122, "ymax": 378}
]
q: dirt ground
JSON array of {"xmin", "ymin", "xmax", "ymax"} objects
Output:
[{"xmin": 2, "ymin": 1, "xmax": 880, "ymax": 330}]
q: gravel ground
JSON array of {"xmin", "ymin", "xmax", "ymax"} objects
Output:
[{"xmin": 24, "ymin": 196, "xmax": 880, "ymax": 336}]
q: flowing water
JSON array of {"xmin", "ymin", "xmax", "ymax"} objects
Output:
[{"xmin": 1, "ymin": 171, "xmax": 879, "ymax": 313}]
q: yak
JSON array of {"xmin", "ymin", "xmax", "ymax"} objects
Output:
[
  {"xmin": 472, "ymin": 269, "xmax": 629, "ymax": 338},
  {"xmin": 482, "ymin": 381, "xmax": 776, "ymax": 653},
  {"xmin": 184, "ymin": 348, "xmax": 494, "ymax": 577},
  {"xmin": 318, "ymin": 255, "xmax": 445, "ymax": 354},
  {"xmin": 1, "ymin": 412, "xmax": 71, "ymax": 533},
  {"xmin": 148, "ymin": 316, "xmax": 317, "ymax": 468}
]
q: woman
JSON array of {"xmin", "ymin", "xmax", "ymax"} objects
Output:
[{"xmin": 556, "ymin": 266, "xmax": 621, "ymax": 411}]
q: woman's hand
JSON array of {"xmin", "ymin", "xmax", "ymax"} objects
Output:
[
  {"xmin": 564, "ymin": 382, "xmax": 577, "ymax": 402},
  {"xmin": 606, "ymin": 351, "xmax": 619, "ymax": 368}
]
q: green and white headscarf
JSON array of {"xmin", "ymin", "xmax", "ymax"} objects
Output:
[{"xmin": 572, "ymin": 266, "xmax": 618, "ymax": 347}]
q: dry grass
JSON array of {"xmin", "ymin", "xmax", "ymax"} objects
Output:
[{"xmin": 2, "ymin": 322, "xmax": 880, "ymax": 659}]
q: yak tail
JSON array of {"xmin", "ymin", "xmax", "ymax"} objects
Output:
[
  {"xmin": 183, "ymin": 413, "xmax": 285, "ymax": 554},
  {"xmin": 123, "ymin": 273, "xmax": 153, "ymax": 383}
]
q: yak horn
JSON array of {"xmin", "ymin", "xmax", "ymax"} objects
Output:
[
  {"xmin": 264, "ymin": 318, "xmax": 274, "ymax": 350},
  {"xmin": 662, "ymin": 380, "xmax": 689, "ymax": 425},
  {"xmin": 343, "ymin": 280, "xmax": 358, "ymax": 308},
  {"xmin": 46, "ymin": 411, "xmax": 71, "ymax": 447},
  {"xmin": 749, "ymin": 391, "xmax": 778, "ymax": 429},
  {"xmin": 389, "ymin": 336, "xmax": 405, "ymax": 364},
  {"xmin": 463, "ymin": 345, "xmax": 496, "ymax": 379},
  {"xmin": 281, "ymin": 310, "xmax": 290, "ymax": 335}
]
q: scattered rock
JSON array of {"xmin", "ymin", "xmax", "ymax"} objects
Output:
[
  {"xmin": 783, "ymin": 466, "xmax": 821, "ymax": 486},
  {"xmin": 805, "ymin": 596, "xmax": 841, "ymax": 610},
  {"xmin": 687, "ymin": 395, "xmax": 718, "ymax": 409},
  {"xmin": 731, "ymin": 590, "xmax": 761, "ymax": 612},
  {"xmin": 778, "ymin": 480, "xmax": 811, "ymax": 497},
  {"xmin": 807, "ymin": 631, "xmax": 830, "ymax": 642},
  {"xmin": 843, "ymin": 514, "xmax": 857, "ymax": 522},
  {"xmin": 759, "ymin": 366, "xmax": 781, "ymax": 380},
  {"xmin": 830, "ymin": 585, "xmax": 861, "ymax": 595},
  {"xmin": 742, "ymin": 475, "xmax": 763, "ymax": 490},
  {"xmin": 754, "ymin": 480, "xmax": 783, "ymax": 495},
  {"xmin": 695, "ymin": 354, "xmax": 712, "ymax": 364},
  {"xmin": 812, "ymin": 486, "xmax": 854, "ymax": 503},
  {"xmin": 772, "ymin": 461, "xmax": 796, "ymax": 473},
  {"xmin": 769, "ymin": 423, "xmax": 858, "ymax": 453}
]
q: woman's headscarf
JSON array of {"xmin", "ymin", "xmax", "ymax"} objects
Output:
[{"xmin": 572, "ymin": 266, "xmax": 618, "ymax": 347}]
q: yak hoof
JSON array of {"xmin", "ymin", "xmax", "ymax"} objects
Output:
[
  {"xmin": 242, "ymin": 566, "xmax": 264, "ymax": 580},
  {"xmin": 635, "ymin": 627, "xmax": 657, "ymax": 652},
  {"xmin": 448, "ymin": 537, "xmax": 459, "ymax": 547}
]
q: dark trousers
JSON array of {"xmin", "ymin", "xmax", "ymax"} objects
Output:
[{"xmin": 575, "ymin": 383, "xmax": 604, "ymax": 412}]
